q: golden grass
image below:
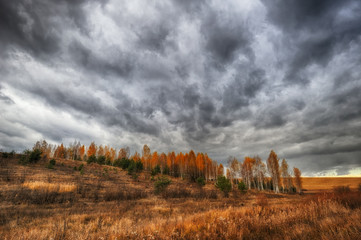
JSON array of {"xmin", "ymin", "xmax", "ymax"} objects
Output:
[
  {"xmin": 23, "ymin": 181, "xmax": 76, "ymax": 193},
  {"xmin": 1, "ymin": 157, "xmax": 361, "ymax": 239},
  {"xmin": 302, "ymin": 177, "xmax": 361, "ymax": 191},
  {"xmin": 2, "ymin": 193, "xmax": 360, "ymax": 240}
]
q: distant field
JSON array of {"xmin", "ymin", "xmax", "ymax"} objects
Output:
[{"xmin": 302, "ymin": 177, "xmax": 361, "ymax": 191}]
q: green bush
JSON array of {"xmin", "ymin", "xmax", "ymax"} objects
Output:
[
  {"xmin": 113, "ymin": 158, "xmax": 131, "ymax": 169},
  {"xmin": 105, "ymin": 157, "xmax": 112, "ymax": 166},
  {"xmin": 135, "ymin": 160, "xmax": 143, "ymax": 171},
  {"xmin": 18, "ymin": 155, "xmax": 29, "ymax": 165},
  {"xmin": 47, "ymin": 159, "xmax": 56, "ymax": 169},
  {"xmin": 1, "ymin": 151, "xmax": 15, "ymax": 158},
  {"xmin": 127, "ymin": 160, "xmax": 136, "ymax": 175},
  {"xmin": 49, "ymin": 159, "xmax": 56, "ymax": 166},
  {"xmin": 215, "ymin": 176, "xmax": 232, "ymax": 197},
  {"xmin": 87, "ymin": 155, "xmax": 97, "ymax": 164},
  {"xmin": 126, "ymin": 160, "xmax": 143, "ymax": 174},
  {"xmin": 151, "ymin": 165, "xmax": 161, "ymax": 176},
  {"xmin": 154, "ymin": 176, "xmax": 171, "ymax": 194},
  {"xmin": 163, "ymin": 165, "xmax": 170, "ymax": 175},
  {"xmin": 78, "ymin": 164, "xmax": 84, "ymax": 171},
  {"xmin": 238, "ymin": 181, "xmax": 247, "ymax": 193},
  {"xmin": 196, "ymin": 177, "xmax": 206, "ymax": 187},
  {"xmin": 29, "ymin": 149, "xmax": 42, "ymax": 163},
  {"xmin": 97, "ymin": 155, "xmax": 106, "ymax": 165},
  {"xmin": 18, "ymin": 149, "xmax": 41, "ymax": 165}
]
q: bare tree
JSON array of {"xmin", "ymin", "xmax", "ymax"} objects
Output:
[
  {"xmin": 142, "ymin": 145, "xmax": 151, "ymax": 170},
  {"xmin": 280, "ymin": 159, "xmax": 290, "ymax": 193},
  {"xmin": 228, "ymin": 156, "xmax": 239, "ymax": 188},
  {"xmin": 241, "ymin": 157, "xmax": 255, "ymax": 190},
  {"xmin": 254, "ymin": 156, "xmax": 266, "ymax": 191},
  {"xmin": 267, "ymin": 150, "xmax": 280, "ymax": 193},
  {"xmin": 293, "ymin": 167, "xmax": 303, "ymax": 194}
]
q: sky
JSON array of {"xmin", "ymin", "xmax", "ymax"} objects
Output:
[{"xmin": 0, "ymin": 0, "xmax": 361, "ymax": 176}]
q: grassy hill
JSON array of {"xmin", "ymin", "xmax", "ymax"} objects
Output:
[{"xmin": 0, "ymin": 154, "xmax": 360, "ymax": 239}]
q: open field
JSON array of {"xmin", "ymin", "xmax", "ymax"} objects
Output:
[
  {"xmin": 302, "ymin": 177, "xmax": 361, "ymax": 191},
  {"xmin": 1, "ymin": 156, "xmax": 361, "ymax": 239}
]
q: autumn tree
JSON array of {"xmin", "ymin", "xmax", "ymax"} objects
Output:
[
  {"xmin": 151, "ymin": 151, "xmax": 159, "ymax": 170},
  {"xmin": 79, "ymin": 145, "xmax": 85, "ymax": 160},
  {"xmin": 159, "ymin": 152, "xmax": 168, "ymax": 174},
  {"xmin": 97, "ymin": 145, "xmax": 104, "ymax": 157},
  {"xmin": 267, "ymin": 150, "xmax": 280, "ymax": 193},
  {"xmin": 68, "ymin": 140, "xmax": 81, "ymax": 160},
  {"xmin": 168, "ymin": 152, "xmax": 176, "ymax": 176},
  {"xmin": 110, "ymin": 148, "xmax": 116, "ymax": 162},
  {"xmin": 118, "ymin": 147, "xmax": 130, "ymax": 160},
  {"xmin": 241, "ymin": 157, "xmax": 255, "ymax": 190},
  {"xmin": 196, "ymin": 153, "xmax": 205, "ymax": 179},
  {"xmin": 142, "ymin": 145, "xmax": 151, "ymax": 170},
  {"xmin": 217, "ymin": 164, "xmax": 224, "ymax": 177},
  {"xmin": 87, "ymin": 142, "xmax": 97, "ymax": 157},
  {"xmin": 204, "ymin": 154, "xmax": 211, "ymax": 181},
  {"xmin": 33, "ymin": 140, "xmax": 52, "ymax": 158},
  {"xmin": 228, "ymin": 156, "xmax": 239, "ymax": 188},
  {"xmin": 131, "ymin": 151, "xmax": 141, "ymax": 162},
  {"xmin": 188, "ymin": 150, "xmax": 197, "ymax": 181},
  {"xmin": 293, "ymin": 167, "xmax": 302, "ymax": 194},
  {"xmin": 54, "ymin": 143, "xmax": 67, "ymax": 159},
  {"xmin": 280, "ymin": 159, "xmax": 292, "ymax": 193},
  {"xmin": 253, "ymin": 156, "xmax": 266, "ymax": 190},
  {"xmin": 177, "ymin": 152, "xmax": 185, "ymax": 178}
]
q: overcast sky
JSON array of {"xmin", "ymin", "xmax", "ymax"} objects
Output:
[{"xmin": 1, "ymin": 0, "xmax": 361, "ymax": 176}]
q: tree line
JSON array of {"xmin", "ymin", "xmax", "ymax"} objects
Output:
[
  {"xmin": 30, "ymin": 140, "xmax": 303, "ymax": 193},
  {"xmin": 226, "ymin": 151, "xmax": 302, "ymax": 194}
]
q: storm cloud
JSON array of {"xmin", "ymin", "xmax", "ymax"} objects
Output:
[{"xmin": 0, "ymin": 0, "xmax": 360, "ymax": 176}]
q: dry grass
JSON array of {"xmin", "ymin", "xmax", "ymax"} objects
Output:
[
  {"xmin": 0, "ymin": 156, "xmax": 361, "ymax": 239},
  {"xmin": 302, "ymin": 177, "xmax": 361, "ymax": 191},
  {"xmin": 23, "ymin": 181, "xmax": 76, "ymax": 193}
]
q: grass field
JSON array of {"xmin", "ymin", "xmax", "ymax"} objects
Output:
[
  {"xmin": 0, "ymin": 156, "xmax": 360, "ymax": 239},
  {"xmin": 302, "ymin": 177, "xmax": 361, "ymax": 191}
]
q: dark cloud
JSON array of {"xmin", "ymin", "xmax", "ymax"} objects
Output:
[
  {"xmin": 0, "ymin": 1, "xmax": 60, "ymax": 57},
  {"xmin": 172, "ymin": 0, "xmax": 207, "ymax": 14},
  {"xmin": 0, "ymin": 0, "xmax": 360, "ymax": 176},
  {"xmin": 262, "ymin": 0, "xmax": 361, "ymax": 85},
  {"xmin": 202, "ymin": 8, "xmax": 254, "ymax": 68},
  {"xmin": 261, "ymin": 0, "xmax": 348, "ymax": 32},
  {"xmin": 69, "ymin": 40, "xmax": 134, "ymax": 78},
  {"xmin": 0, "ymin": 0, "xmax": 102, "ymax": 59},
  {"xmin": 136, "ymin": 24, "xmax": 173, "ymax": 53}
]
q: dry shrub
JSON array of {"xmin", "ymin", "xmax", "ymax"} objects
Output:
[
  {"xmin": 18, "ymin": 170, "xmax": 26, "ymax": 183},
  {"xmin": 23, "ymin": 181, "xmax": 76, "ymax": 193},
  {"xmin": 193, "ymin": 189, "xmax": 218, "ymax": 199},
  {"xmin": 305, "ymin": 191, "xmax": 361, "ymax": 210},
  {"xmin": 8, "ymin": 187, "xmax": 76, "ymax": 204},
  {"xmin": 161, "ymin": 187, "xmax": 191, "ymax": 199},
  {"xmin": 1, "ymin": 169, "xmax": 11, "ymax": 182},
  {"xmin": 334, "ymin": 192, "xmax": 361, "ymax": 209},
  {"xmin": 256, "ymin": 193, "xmax": 268, "ymax": 207},
  {"xmin": 333, "ymin": 185, "xmax": 351, "ymax": 194},
  {"xmin": 104, "ymin": 188, "xmax": 147, "ymax": 201},
  {"xmin": 139, "ymin": 198, "xmax": 361, "ymax": 240}
]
